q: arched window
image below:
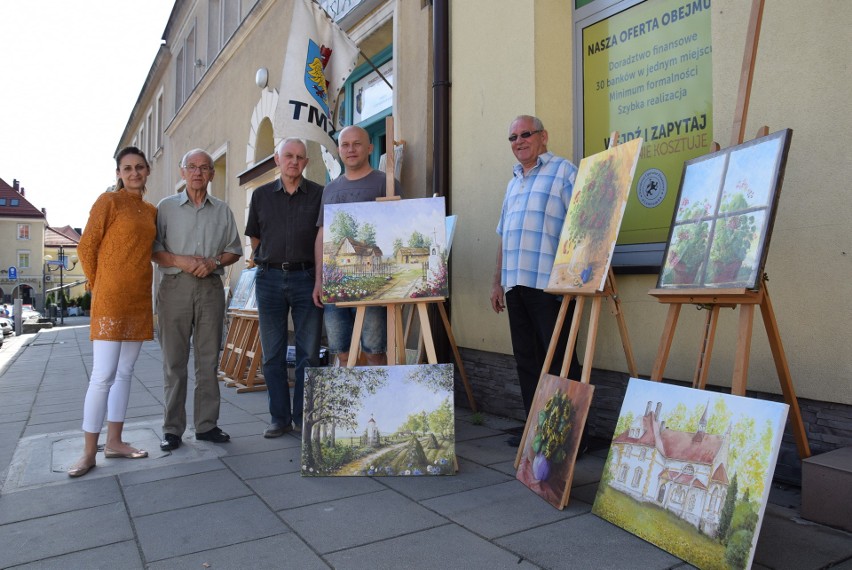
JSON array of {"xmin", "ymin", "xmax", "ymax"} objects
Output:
[
  {"xmin": 639, "ymin": 447, "xmax": 647, "ymax": 461},
  {"xmin": 631, "ymin": 467, "xmax": 643, "ymax": 487},
  {"xmin": 618, "ymin": 465, "xmax": 628, "ymax": 482}
]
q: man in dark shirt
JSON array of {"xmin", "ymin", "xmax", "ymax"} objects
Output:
[{"xmin": 245, "ymin": 138, "xmax": 324, "ymax": 437}]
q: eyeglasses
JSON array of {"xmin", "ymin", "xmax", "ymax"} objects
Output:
[
  {"xmin": 184, "ymin": 165, "xmax": 212, "ymax": 173},
  {"xmin": 508, "ymin": 130, "xmax": 542, "ymax": 142}
]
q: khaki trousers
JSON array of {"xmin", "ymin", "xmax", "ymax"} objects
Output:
[{"xmin": 158, "ymin": 272, "xmax": 225, "ymax": 436}]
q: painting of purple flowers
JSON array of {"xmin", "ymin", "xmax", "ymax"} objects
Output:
[
  {"xmin": 302, "ymin": 364, "xmax": 455, "ymax": 476},
  {"xmin": 658, "ymin": 129, "xmax": 793, "ymax": 289},
  {"xmin": 321, "ymin": 197, "xmax": 448, "ymax": 304}
]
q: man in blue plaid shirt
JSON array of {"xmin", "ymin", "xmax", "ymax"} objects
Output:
[{"xmin": 491, "ymin": 115, "xmax": 582, "ymax": 443}]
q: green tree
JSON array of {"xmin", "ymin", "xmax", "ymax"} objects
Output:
[
  {"xmin": 358, "ymin": 222, "xmax": 377, "ymax": 246},
  {"xmin": 613, "ymin": 410, "xmax": 635, "ymax": 438},
  {"xmin": 663, "ymin": 402, "xmax": 689, "ymax": 431},
  {"xmin": 392, "ymin": 237, "xmax": 404, "ymax": 258},
  {"xmin": 706, "ymin": 398, "xmax": 733, "ymax": 435},
  {"xmin": 407, "ymin": 364, "xmax": 454, "ymax": 392},
  {"xmin": 407, "ymin": 230, "xmax": 431, "ymax": 249},
  {"xmin": 717, "ymin": 472, "xmax": 738, "ymax": 542},
  {"xmin": 330, "ymin": 210, "xmax": 359, "ymax": 243},
  {"xmin": 428, "ymin": 397, "xmax": 454, "ymax": 438}
]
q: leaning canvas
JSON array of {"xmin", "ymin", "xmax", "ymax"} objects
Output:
[
  {"xmin": 228, "ymin": 268, "xmax": 257, "ymax": 311},
  {"xmin": 302, "ymin": 364, "xmax": 455, "ymax": 476},
  {"xmin": 592, "ymin": 378, "xmax": 788, "ymax": 570},
  {"xmin": 547, "ymin": 138, "xmax": 642, "ymax": 293},
  {"xmin": 658, "ymin": 129, "xmax": 792, "ymax": 289},
  {"xmin": 322, "ymin": 197, "xmax": 448, "ymax": 303},
  {"xmin": 516, "ymin": 374, "xmax": 595, "ymax": 509}
]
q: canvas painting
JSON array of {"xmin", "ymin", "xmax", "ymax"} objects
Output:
[
  {"xmin": 592, "ymin": 378, "xmax": 788, "ymax": 570},
  {"xmin": 547, "ymin": 138, "xmax": 643, "ymax": 293},
  {"xmin": 516, "ymin": 374, "xmax": 595, "ymax": 509},
  {"xmin": 321, "ymin": 197, "xmax": 448, "ymax": 303},
  {"xmin": 658, "ymin": 129, "xmax": 793, "ymax": 289},
  {"xmin": 302, "ymin": 364, "xmax": 455, "ymax": 476},
  {"xmin": 228, "ymin": 268, "xmax": 257, "ymax": 311}
]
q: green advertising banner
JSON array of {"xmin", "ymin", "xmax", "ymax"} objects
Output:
[{"xmin": 583, "ymin": 0, "xmax": 713, "ymax": 245}]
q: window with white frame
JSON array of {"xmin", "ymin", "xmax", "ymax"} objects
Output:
[
  {"xmin": 174, "ymin": 24, "xmax": 197, "ymax": 114},
  {"xmin": 17, "ymin": 250, "xmax": 30, "ymax": 268},
  {"xmin": 146, "ymin": 111, "xmax": 154, "ymax": 157},
  {"xmin": 155, "ymin": 91, "xmax": 164, "ymax": 151},
  {"xmin": 175, "ymin": 46, "xmax": 185, "ymax": 113},
  {"xmin": 17, "ymin": 224, "xmax": 30, "ymax": 240}
]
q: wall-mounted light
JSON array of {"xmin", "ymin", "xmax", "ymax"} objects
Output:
[{"xmin": 256, "ymin": 67, "xmax": 268, "ymax": 89}]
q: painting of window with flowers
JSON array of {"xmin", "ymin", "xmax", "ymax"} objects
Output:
[{"xmin": 658, "ymin": 129, "xmax": 792, "ymax": 289}]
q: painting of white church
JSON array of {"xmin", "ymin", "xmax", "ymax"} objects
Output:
[{"xmin": 593, "ymin": 378, "xmax": 788, "ymax": 570}]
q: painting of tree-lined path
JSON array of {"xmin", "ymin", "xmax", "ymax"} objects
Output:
[
  {"xmin": 592, "ymin": 378, "xmax": 788, "ymax": 570},
  {"xmin": 322, "ymin": 197, "xmax": 448, "ymax": 304},
  {"xmin": 302, "ymin": 364, "xmax": 455, "ymax": 477}
]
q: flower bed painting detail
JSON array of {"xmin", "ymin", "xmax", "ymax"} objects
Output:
[
  {"xmin": 592, "ymin": 378, "xmax": 788, "ymax": 570},
  {"xmin": 516, "ymin": 374, "xmax": 594, "ymax": 509},
  {"xmin": 658, "ymin": 129, "xmax": 793, "ymax": 289},
  {"xmin": 322, "ymin": 197, "xmax": 448, "ymax": 304},
  {"xmin": 302, "ymin": 364, "xmax": 455, "ymax": 476},
  {"xmin": 547, "ymin": 138, "xmax": 642, "ymax": 293}
]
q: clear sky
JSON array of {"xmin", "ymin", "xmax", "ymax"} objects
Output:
[{"xmin": 0, "ymin": 1, "xmax": 174, "ymax": 230}]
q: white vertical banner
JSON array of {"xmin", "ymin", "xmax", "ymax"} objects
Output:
[{"xmin": 274, "ymin": 0, "xmax": 359, "ymax": 157}]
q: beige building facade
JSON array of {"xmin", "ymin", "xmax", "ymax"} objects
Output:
[{"xmin": 120, "ymin": 0, "xmax": 851, "ymax": 472}]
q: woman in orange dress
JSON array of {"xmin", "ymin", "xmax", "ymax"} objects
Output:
[{"xmin": 68, "ymin": 146, "xmax": 158, "ymax": 477}]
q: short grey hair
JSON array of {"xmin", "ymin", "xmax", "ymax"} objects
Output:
[
  {"xmin": 275, "ymin": 138, "xmax": 307, "ymax": 157},
  {"xmin": 509, "ymin": 115, "xmax": 544, "ymax": 132},
  {"xmin": 180, "ymin": 148, "xmax": 213, "ymax": 168}
]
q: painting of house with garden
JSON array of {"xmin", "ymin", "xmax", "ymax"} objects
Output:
[
  {"xmin": 301, "ymin": 364, "xmax": 455, "ymax": 477},
  {"xmin": 658, "ymin": 129, "xmax": 792, "ymax": 289},
  {"xmin": 321, "ymin": 197, "xmax": 448, "ymax": 303},
  {"xmin": 592, "ymin": 378, "xmax": 788, "ymax": 570},
  {"xmin": 547, "ymin": 138, "xmax": 642, "ymax": 293}
]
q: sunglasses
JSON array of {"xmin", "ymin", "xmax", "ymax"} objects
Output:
[{"xmin": 508, "ymin": 129, "xmax": 542, "ymax": 142}]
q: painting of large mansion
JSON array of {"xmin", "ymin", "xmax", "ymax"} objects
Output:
[
  {"xmin": 594, "ymin": 378, "xmax": 789, "ymax": 570},
  {"xmin": 608, "ymin": 398, "xmax": 730, "ymax": 537}
]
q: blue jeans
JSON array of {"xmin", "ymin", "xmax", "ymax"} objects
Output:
[
  {"xmin": 324, "ymin": 303, "xmax": 386, "ymax": 354},
  {"xmin": 255, "ymin": 267, "xmax": 322, "ymax": 427}
]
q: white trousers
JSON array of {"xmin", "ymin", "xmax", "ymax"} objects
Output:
[{"xmin": 81, "ymin": 340, "xmax": 143, "ymax": 434}]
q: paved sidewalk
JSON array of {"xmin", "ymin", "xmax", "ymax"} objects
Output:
[{"xmin": 0, "ymin": 322, "xmax": 850, "ymax": 569}]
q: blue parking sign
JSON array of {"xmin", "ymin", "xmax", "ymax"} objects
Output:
[{"xmin": 8, "ymin": 267, "xmax": 16, "ymax": 280}]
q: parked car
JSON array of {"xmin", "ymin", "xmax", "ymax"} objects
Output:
[
  {"xmin": 10, "ymin": 308, "xmax": 40, "ymax": 322},
  {"xmin": 0, "ymin": 317, "xmax": 11, "ymax": 337}
]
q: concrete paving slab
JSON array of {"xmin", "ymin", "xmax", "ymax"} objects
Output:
[
  {"xmin": 119, "ymin": 458, "xmax": 225, "ymax": 486},
  {"xmin": 146, "ymin": 534, "xmax": 329, "ymax": 570},
  {"xmin": 456, "ymin": 434, "xmax": 519, "ymax": 466},
  {"xmin": 134, "ymin": 495, "xmax": 287, "ymax": 562},
  {"xmin": 570, "ymin": 481, "xmax": 600, "ymax": 505},
  {"xmin": 570, "ymin": 453, "xmax": 606, "ymax": 487},
  {"xmin": 490, "ymin": 458, "xmax": 519, "ymax": 477},
  {"xmin": 325, "ymin": 523, "xmax": 540, "ymax": 569},
  {"xmin": 215, "ymin": 418, "xmax": 270, "ymax": 438},
  {"xmin": 3, "ymin": 423, "xmax": 227, "ymax": 493},
  {"xmin": 753, "ymin": 504, "xmax": 852, "ymax": 569},
  {"xmin": 222, "ymin": 432, "xmax": 303, "ymax": 456},
  {"xmin": 422, "ymin": 480, "xmax": 586, "ymax": 539},
  {"xmin": 0, "ymin": 502, "xmax": 134, "ymax": 568},
  {"xmin": 0, "ymin": 410, "xmax": 29, "ymax": 424},
  {"xmin": 221, "ymin": 447, "xmax": 303, "ymax": 479},
  {"xmin": 0, "ymin": 475, "xmax": 121, "ymax": 524},
  {"xmin": 248, "ymin": 471, "xmax": 386, "ymax": 510},
  {"xmin": 378, "ymin": 457, "xmax": 513, "ymax": 501},
  {"xmin": 280, "ymin": 489, "xmax": 447, "ymax": 554},
  {"xmin": 496, "ymin": 513, "xmax": 683, "ymax": 570},
  {"xmin": 455, "ymin": 419, "xmax": 504, "ymax": 442},
  {"xmin": 9, "ymin": 540, "xmax": 144, "ymax": 570},
  {"xmin": 123, "ymin": 468, "xmax": 253, "ymax": 516}
]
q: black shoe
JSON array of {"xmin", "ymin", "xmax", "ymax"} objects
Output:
[
  {"xmin": 263, "ymin": 423, "xmax": 293, "ymax": 438},
  {"xmin": 506, "ymin": 435, "xmax": 522, "ymax": 447},
  {"xmin": 196, "ymin": 427, "xmax": 230, "ymax": 443},
  {"xmin": 160, "ymin": 433, "xmax": 181, "ymax": 451}
]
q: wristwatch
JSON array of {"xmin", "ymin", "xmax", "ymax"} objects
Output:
[{"xmin": 214, "ymin": 256, "xmax": 222, "ymax": 267}]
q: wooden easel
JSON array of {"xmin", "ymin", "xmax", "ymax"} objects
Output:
[
  {"xmin": 219, "ymin": 310, "xmax": 267, "ymax": 393},
  {"xmin": 512, "ymin": 134, "xmax": 638, "ymax": 510},
  {"xmin": 648, "ymin": 0, "xmax": 809, "ymax": 459},
  {"xmin": 336, "ymin": 116, "xmax": 477, "ymax": 411}
]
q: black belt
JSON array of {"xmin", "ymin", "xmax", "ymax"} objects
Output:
[{"xmin": 260, "ymin": 261, "xmax": 314, "ymax": 271}]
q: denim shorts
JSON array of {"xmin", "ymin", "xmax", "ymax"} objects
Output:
[{"xmin": 323, "ymin": 303, "xmax": 386, "ymax": 354}]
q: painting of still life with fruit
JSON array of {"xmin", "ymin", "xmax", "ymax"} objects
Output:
[
  {"xmin": 547, "ymin": 138, "xmax": 642, "ymax": 293},
  {"xmin": 515, "ymin": 374, "xmax": 595, "ymax": 509},
  {"xmin": 658, "ymin": 129, "xmax": 792, "ymax": 289}
]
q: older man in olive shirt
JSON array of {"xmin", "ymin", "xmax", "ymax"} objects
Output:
[
  {"xmin": 153, "ymin": 148, "xmax": 243, "ymax": 450},
  {"xmin": 246, "ymin": 138, "xmax": 324, "ymax": 438}
]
